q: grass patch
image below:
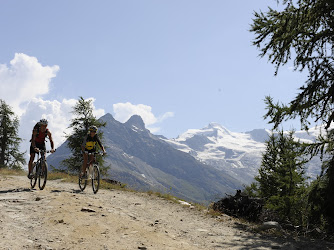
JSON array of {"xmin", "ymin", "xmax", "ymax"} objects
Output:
[
  {"xmin": 146, "ymin": 190, "xmax": 180, "ymax": 203},
  {"xmin": 0, "ymin": 168, "xmax": 26, "ymax": 176},
  {"xmin": 99, "ymin": 179, "xmax": 127, "ymax": 191},
  {"xmin": 47, "ymin": 172, "xmax": 78, "ymax": 183},
  {"xmin": 48, "ymin": 171, "xmax": 128, "ymax": 191}
]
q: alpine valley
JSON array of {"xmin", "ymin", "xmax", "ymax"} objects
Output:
[{"xmin": 47, "ymin": 113, "xmax": 322, "ymax": 204}]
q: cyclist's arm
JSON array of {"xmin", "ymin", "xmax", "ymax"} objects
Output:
[
  {"xmin": 47, "ymin": 130, "xmax": 55, "ymax": 151},
  {"xmin": 96, "ymin": 136, "xmax": 106, "ymax": 153},
  {"xmin": 31, "ymin": 129, "xmax": 38, "ymax": 148}
]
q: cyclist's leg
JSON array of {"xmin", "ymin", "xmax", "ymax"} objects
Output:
[
  {"xmin": 28, "ymin": 144, "xmax": 36, "ymax": 178},
  {"xmin": 88, "ymin": 149, "xmax": 97, "ymax": 173},
  {"xmin": 81, "ymin": 152, "xmax": 88, "ymax": 177},
  {"xmin": 34, "ymin": 142, "xmax": 46, "ymax": 169},
  {"xmin": 89, "ymin": 153, "xmax": 95, "ymax": 168}
]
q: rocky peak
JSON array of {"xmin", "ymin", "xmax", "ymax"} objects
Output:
[
  {"xmin": 125, "ymin": 115, "xmax": 146, "ymax": 130},
  {"xmin": 100, "ymin": 113, "xmax": 116, "ymax": 122}
]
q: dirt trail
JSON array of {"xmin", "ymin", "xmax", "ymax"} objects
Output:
[{"xmin": 0, "ymin": 175, "xmax": 332, "ymax": 250}]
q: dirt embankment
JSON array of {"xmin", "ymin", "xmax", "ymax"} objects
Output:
[{"xmin": 0, "ymin": 175, "xmax": 332, "ymax": 250}]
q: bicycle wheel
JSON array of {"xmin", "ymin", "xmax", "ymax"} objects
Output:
[
  {"xmin": 79, "ymin": 171, "xmax": 87, "ymax": 191},
  {"xmin": 30, "ymin": 163, "xmax": 37, "ymax": 189},
  {"xmin": 38, "ymin": 161, "xmax": 48, "ymax": 190},
  {"xmin": 92, "ymin": 164, "xmax": 100, "ymax": 194}
]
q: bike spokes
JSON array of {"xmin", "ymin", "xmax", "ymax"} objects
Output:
[
  {"xmin": 79, "ymin": 171, "xmax": 87, "ymax": 191},
  {"xmin": 30, "ymin": 163, "xmax": 37, "ymax": 189},
  {"xmin": 38, "ymin": 161, "xmax": 48, "ymax": 190},
  {"xmin": 92, "ymin": 165, "xmax": 100, "ymax": 194}
]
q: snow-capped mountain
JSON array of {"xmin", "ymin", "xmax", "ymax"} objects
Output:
[{"xmin": 163, "ymin": 123, "xmax": 323, "ymax": 185}]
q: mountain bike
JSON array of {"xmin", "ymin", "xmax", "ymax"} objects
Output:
[
  {"xmin": 30, "ymin": 150, "xmax": 54, "ymax": 190},
  {"xmin": 79, "ymin": 152, "xmax": 102, "ymax": 194}
]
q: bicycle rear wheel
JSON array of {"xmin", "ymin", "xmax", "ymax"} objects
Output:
[
  {"xmin": 79, "ymin": 171, "xmax": 87, "ymax": 191},
  {"xmin": 30, "ymin": 163, "xmax": 37, "ymax": 189},
  {"xmin": 38, "ymin": 161, "xmax": 48, "ymax": 190},
  {"xmin": 92, "ymin": 164, "xmax": 100, "ymax": 194}
]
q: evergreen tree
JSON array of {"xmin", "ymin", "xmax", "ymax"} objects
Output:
[
  {"xmin": 0, "ymin": 99, "xmax": 25, "ymax": 170},
  {"xmin": 61, "ymin": 97, "xmax": 107, "ymax": 173},
  {"xmin": 255, "ymin": 130, "xmax": 307, "ymax": 223},
  {"xmin": 251, "ymin": 0, "xmax": 334, "ymax": 229}
]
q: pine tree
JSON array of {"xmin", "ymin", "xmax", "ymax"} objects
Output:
[
  {"xmin": 251, "ymin": 0, "xmax": 334, "ymax": 229},
  {"xmin": 0, "ymin": 99, "xmax": 25, "ymax": 170},
  {"xmin": 61, "ymin": 97, "xmax": 107, "ymax": 173},
  {"xmin": 255, "ymin": 130, "xmax": 307, "ymax": 223}
]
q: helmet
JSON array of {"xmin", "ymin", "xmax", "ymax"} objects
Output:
[
  {"xmin": 39, "ymin": 119, "xmax": 48, "ymax": 126},
  {"xmin": 89, "ymin": 125, "xmax": 98, "ymax": 132}
]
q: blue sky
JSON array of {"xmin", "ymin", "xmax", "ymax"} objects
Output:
[{"xmin": 0, "ymin": 0, "xmax": 307, "ymax": 152}]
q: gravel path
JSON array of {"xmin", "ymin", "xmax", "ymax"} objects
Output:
[{"xmin": 0, "ymin": 175, "xmax": 332, "ymax": 249}]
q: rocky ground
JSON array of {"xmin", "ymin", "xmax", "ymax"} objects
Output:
[{"xmin": 0, "ymin": 175, "xmax": 333, "ymax": 250}]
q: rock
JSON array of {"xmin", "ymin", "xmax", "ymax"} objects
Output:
[
  {"xmin": 81, "ymin": 207, "xmax": 96, "ymax": 213},
  {"xmin": 259, "ymin": 221, "xmax": 281, "ymax": 231}
]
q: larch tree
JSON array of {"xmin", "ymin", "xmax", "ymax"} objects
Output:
[
  {"xmin": 251, "ymin": 0, "xmax": 334, "ymax": 229},
  {"xmin": 61, "ymin": 97, "xmax": 107, "ymax": 173},
  {"xmin": 0, "ymin": 99, "xmax": 25, "ymax": 170}
]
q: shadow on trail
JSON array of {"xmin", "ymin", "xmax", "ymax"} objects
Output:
[
  {"xmin": 213, "ymin": 222, "xmax": 334, "ymax": 250},
  {"xmin": 49, "ymin": 188, "xmax": 82, "ymax": 194},
  {"xmin": 0, "ymin": 188, "xmax": 32, "ymax": 194}
]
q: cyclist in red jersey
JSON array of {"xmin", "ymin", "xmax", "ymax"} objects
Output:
[{"xmin": 28, "ymin": 119, "xmax": 55, "ymax": 179}]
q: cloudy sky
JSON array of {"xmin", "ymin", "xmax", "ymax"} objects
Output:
[{"xmin": 0, "ymin": 1, "xmax": 307, "ymax": 158}]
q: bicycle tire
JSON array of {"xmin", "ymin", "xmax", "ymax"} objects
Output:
[
  {"xmin": 30, "ymin": 163, "xmax": 37, "ymax": 189},
  {"xmin": 38, "ymin": 161, "xmax": 48, "ymax": 190},
  {"xmin": 79, "ymin": 171, "xmax": 87, "ymax": 191},
  {"xmin": 92, "ymin": 164, "xmax": 100, "ymax": 194}
]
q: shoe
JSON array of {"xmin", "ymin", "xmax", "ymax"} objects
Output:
[
  {"xmin": 27, "ymin": 173, "xmax": 34, "ymax": 179},
  {"xmin": 80, "ymin": 172, "xmax": 87, "ymax": 179}
]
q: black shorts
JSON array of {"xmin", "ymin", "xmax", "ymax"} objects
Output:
[
  {"xmin": 83, "ymin": 148, "xmax": 96, "ymax": 154},
  {"xmin": 30, "ymin": 142, "xmax": 46, "ymax": 154}
]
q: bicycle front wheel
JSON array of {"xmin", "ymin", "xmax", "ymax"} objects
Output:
[
  {"xmin": 30, "ymin": 163, "xmax": 37, "ymax": 189},
  {"xmin": 38, "ymin": 161, "xmax": 48, "ymax": 190},
  {"xmin": 79, "ymin": 171, "xmax": 87, "ymax": 191},
  {"xmin": 92, "ymin": 164, "xmax": 100, "ymax": 194}
]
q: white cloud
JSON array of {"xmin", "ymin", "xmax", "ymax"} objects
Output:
[
  {"xmin": 159, "ymin": 112, "xmax": 174, "ymax": 122},
  {"xmin": 113, "ymin": 102, "xmax": 174, "ymax": 133},
  {"xmin": 87, "ymin": 97, "xmax": 105, "ymax": 118},
  {"xmin": 0, "ymin": 53, "xmax": 59, "ymax": 115}
]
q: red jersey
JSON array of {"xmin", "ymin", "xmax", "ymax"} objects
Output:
[{"xmin": 32, "ymin": 123, "xmax": 49, "ymax": 144}]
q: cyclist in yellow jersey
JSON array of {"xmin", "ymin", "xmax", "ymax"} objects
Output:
[{"xmin": 81, "ymin": 125, "xmax": 106, "ymax": 178}]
